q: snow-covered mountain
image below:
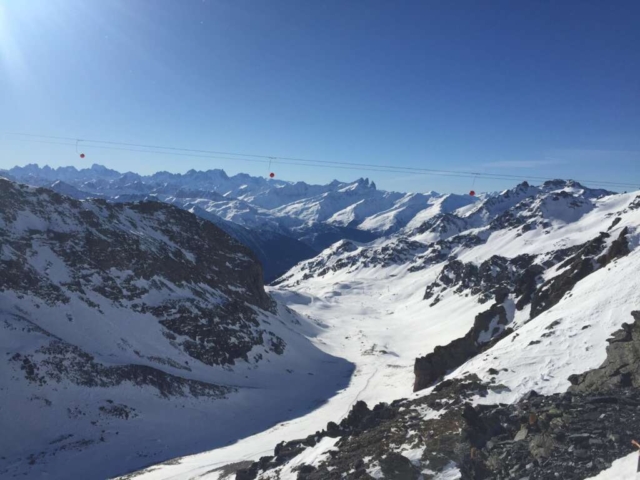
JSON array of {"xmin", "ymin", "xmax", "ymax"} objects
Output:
[
  {"xmin": 4, "ymin": 166, "xmax": 640, "ymax": 480},
  {"xmin": 3, "ymin": 164, "xmax": 479, "ymax": 281},
  {"xmin": 186, "ymin": 205, "xmax": 319, "ymax": 282},
  {"xmin": 0, "ymin": 178, "xmax": 353, "ymax": 479},
  {"xmin": 275, "ymin": 180, "xmax": 618, "ymax": 286},
  {"xmin": 122, "ymin": 180, "xmax": 640, "ymax": 480}
]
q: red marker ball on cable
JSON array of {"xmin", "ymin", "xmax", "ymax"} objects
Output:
[
  {"xmin": 469, "ymin": 190, "xmax": 475, "ymax": 196},
  {"xmin": 80, "ymin": 153, "xmax": 85, "ymax": 158},
  {"xmin": 269, "ymin": 172, "xmax": 275, "ymax": 178}
]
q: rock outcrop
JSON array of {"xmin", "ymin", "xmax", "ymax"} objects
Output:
[
  {"xmin": 0, "ymin": 179, "xmax": 281, "ymax": 371},
  {"xmin": 530, "ymin": 228, "xmax": 630, "ymax": 319},
  {"xmin": 423, "ymin": 254, "xmax": 540, "ymax": 305},
  {"xmin": 569, "ymin": 311, "xmax": 640, "ymax": 393},
  {"xmin": 414, "ymin": 304, "xmax": 509, "ymax": 392},
  {"xmin": 414, "ymin": 226, "xmax": 633, "ymax": 393}
]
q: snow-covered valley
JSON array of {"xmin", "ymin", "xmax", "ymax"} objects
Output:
[{"xmin": 118, "ymin": 265, "xmax": 495, "ymax": 479}]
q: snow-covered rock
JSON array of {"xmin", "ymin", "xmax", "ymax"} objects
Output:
[{"xmin": 0, "ymin": 178, "xmax": 352, "ymax": 479}]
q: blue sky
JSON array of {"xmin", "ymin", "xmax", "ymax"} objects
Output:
[{"xmin": 1, "ymin": 0, "xmax": 639, "ymax": 193}]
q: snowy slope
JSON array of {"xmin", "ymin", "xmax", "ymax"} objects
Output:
[
  {"xmin": 170, "ymin": 197, "xmax": 283, "ymax": 231},
  {"xmin": 437, "ymin": 245, "xmax": 640, "ymax": 403},
  {"xmin": 354, "ymin": 192, "xmax": 468, "ymax": 235},
  {"xmin": 271, "ymin": 178, "xmax": 395, "ymax": 227},
  {"xmin": 277, "ymin": 185, "xmax": 640, "ymax": 400},
  {"xmin": 124, "ymin": 182, "xmax": 640, "ymax": 480},
  {"xmin": 403, "ymin": 193, "xmax": 478, "ymax": 232},
  {"xmin": 0, "ymin": 178, "xmax": 352, "ymax": 480}
]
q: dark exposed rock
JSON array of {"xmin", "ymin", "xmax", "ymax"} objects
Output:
[
  {"xmin": 326, "ymin": 422, "xmax": 341, "ymax": 437},
  {"xmin": 530, "ymin": 228, "xmax": 630, "ymax": 319},
  {"xmin": 628, "ymin": 195, "xmax": 640, "ymax": 210},
  {"xmin": 235, "ymin": 463, "xmax": 259, "ymax": 480},
  {"xmin": 275, "ymin": 444, "xmax": 306, "ymax": 465},
  {"xmin": 607, "ymin": 217, "xmax": 622, "ymax": 231},
  {"xmin": 203, "ymin": 462, "xmax": 256, "ymax": 480},
  {"xmin": 294, "ymin": 463, "xmax": 317, "ymax": 479},
  {"xmin": 598, "ymin": 227, "xmax": 630, "ymax": 267},
  {"xmin": 424, "ymin": 254, "xmax": 538, "ymax": 305},
  {"xmin": 239, "ymin": 375, "xmax": 492, "ymax": 480},
  {"xmin": 569, "ymin": 311, "xmax": 640, "ymax": 393},
  {"xmin": 414, "ymin": 304, "xmax": 508, "ymax": 392},
  {"xmin": 248, "ymin": 384, "xmax": 640, "ymax": 480},
  {"xmin": 98, "ymin": 403, "xmax": 137, "ymax": 420},
  {"xmin": 379, "ymin": 452, "xmax": 420, "ymax": 479}
]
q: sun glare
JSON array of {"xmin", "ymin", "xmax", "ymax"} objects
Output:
[{"xmin": 0, "ymin": 2, "xmax": 27, "ymax": 81}]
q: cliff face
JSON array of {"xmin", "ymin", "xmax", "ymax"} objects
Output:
[
  {"xmin": 414, "ymin": 303, "xmax": 509, "ymax": 392},
  {"xmin": 569, "ymin": 311, "xmax": 640, "ymax": 393}
]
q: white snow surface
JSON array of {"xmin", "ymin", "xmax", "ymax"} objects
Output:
[
  {"xmin": 0, "ymin": 298, "xmax": 354, "ymax": 479},
  {"xmin": 584, "ymin": 452, "xmax": 639, "ymax": 479}
]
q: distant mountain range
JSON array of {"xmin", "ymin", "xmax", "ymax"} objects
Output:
[{"xmin": 2, "ymin": 164, "xmax": 478, "ymax": 280}]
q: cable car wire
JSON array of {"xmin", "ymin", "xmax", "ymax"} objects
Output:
[
  {"xmin": 2, "ymin": 137, "xmax": 553, "ymax": 183},
  {"xmin": 3, "ymin": 132, "xmax": 639, "ymax": 189}
]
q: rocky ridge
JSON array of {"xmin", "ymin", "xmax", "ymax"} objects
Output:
[
  {"xmin": 276, "ymin": 180, "xmax": 614, "ymax": 286},
  {"xmin": 0, "ymin": 178, "xmax": 280, "ymax": 369},
  {"xmin": 413, "ymin": 225, "xmax": 632, "ymax": 393}
]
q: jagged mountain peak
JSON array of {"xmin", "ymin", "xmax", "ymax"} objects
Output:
[
  {"xmin": 275, "ymin": 181, "xmax": 638, "ymax": 288},
  {"xmin": 184, "ymin": 167, "xmax": 230, "ymax": 180},
  {"xmin": 458, "ymin": 179, "xmax": 598, "ymax": 227},
  {"xmin": 89, "ymin": 163, "xmax": 120, "ymax": 176},
  {"xmin": 336, "ymin": 177, "xmax": 377, "ymax": 193}
]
